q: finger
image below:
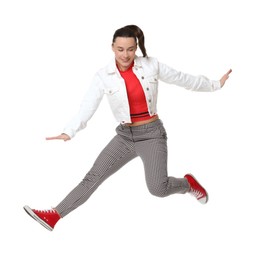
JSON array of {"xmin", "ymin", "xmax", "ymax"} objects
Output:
[
  {"xmin": 45, "ymin": 136, "xmax": 62, "ymax": 140},
  {"xmin": 226, "ymin": 69, "xmax": 232, "ymax": 76}
]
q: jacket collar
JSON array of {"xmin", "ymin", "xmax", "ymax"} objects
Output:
[{"xmin": 106, "ymin": 56, "xmax": 142, "ymax": 74}]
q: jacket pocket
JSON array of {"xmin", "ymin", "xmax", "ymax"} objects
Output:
[
  {"xmin": 146, "ymin": 75, "xmax": 158, "ymax": 91},
  {"xmin": 104, "ymin": 87, "xmax": 120, "ymax": 95},
  {"xmin": 104, "ymin": 86, "xmax": 121, "ymax": 110},
  {"xmin": 147, "ymin": 74, "xmax": 158, "ymax": 84},
  {"xmin": 144, "ymin": 75, "xmax": 158, "ymax": 102}
]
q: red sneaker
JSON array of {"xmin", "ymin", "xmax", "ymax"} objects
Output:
[
  {"xmin": 184, "ymin": 174, "xmax": 208, "ymax": 204},
  {"xmin": 24, "ymin": 205, "xmax": 61, "ymax": 231}
]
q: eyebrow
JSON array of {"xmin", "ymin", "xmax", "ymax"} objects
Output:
[{"xmin": 117, "ymin": 46, "xmax": 136, "ymax": 50}]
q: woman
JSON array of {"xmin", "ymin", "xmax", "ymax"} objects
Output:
[{"xmin": 24, "ymin": 25, "xmax": 232, "ymax": 231}]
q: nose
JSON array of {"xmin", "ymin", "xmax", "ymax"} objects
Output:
[{"xmin": 123, "ymin": 50, "xmax": 129, "ymax": 58}]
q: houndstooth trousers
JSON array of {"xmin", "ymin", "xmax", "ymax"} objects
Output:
[{"xmin": 55, "ymin": 119, "xmax": 190, "ymax": 217}]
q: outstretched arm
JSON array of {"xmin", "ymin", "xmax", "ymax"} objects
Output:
[
  {"xmin": 45, "ymin": 73, "xmax": 105, "ymax": 141},
  {"xmin": 158, "ymin": 59, "xmax": 232, "ymax": 92},
  {"xmin": 220, "ymin": 69, "xmax": 232, "ymax": 87}
]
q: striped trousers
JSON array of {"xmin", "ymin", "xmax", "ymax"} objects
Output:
[{"xmin": 55, "ymin": 119, "xmax": 190, "ymax": 217}]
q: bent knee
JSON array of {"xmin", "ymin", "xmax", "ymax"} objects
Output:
[{"xmin": 148, "ymin": 186, "xmax": 169, "ymax": 198}]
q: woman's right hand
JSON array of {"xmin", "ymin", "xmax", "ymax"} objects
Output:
[
  {"xmin": 220, "ymin": 69, "xmax": 232, "ymax": 87},
  {"xmin": 46, "ymin": 133, "xmax": 71, "ymax": 142}
]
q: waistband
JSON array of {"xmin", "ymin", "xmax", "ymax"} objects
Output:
[{"xmin": 120, "ymin": 118, "xmax": 163, "ymax": 131}]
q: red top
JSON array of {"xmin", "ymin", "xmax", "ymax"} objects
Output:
[{"xmin": 118, "ymin": 63, "xmax": 154, "ymax": 122}]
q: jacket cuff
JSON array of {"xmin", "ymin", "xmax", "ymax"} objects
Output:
[
  {"xmin": 62, "ymin": 129, "xmax": 75, "ymax": 139},
  {"xmin": 213, "ymin": 80, "xmax": 222, "ymax": 91}
]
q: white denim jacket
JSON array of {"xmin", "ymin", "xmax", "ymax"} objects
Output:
[{"xmin": 63, "ymin": 56, "xmax": 221, "ymax": 138}]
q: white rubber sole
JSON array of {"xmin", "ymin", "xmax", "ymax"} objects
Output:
[{"xmin": 23, "ymin": 205, "xmax": 53, "ymax": 231}]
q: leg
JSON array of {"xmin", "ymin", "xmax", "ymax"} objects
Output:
[
  {"xmin": 55, "ymin": 133, "xmax": 137, "ymax": 217},
  {"xmin": 135, "ymin": 122, "xmax": 190, "ymax": 197}
]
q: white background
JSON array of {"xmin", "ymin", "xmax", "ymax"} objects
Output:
[{"xmin": 1, "ymin": 0, "xmax": 253, "ymax": 259}]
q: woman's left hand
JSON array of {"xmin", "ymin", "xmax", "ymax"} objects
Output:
[{"xmin": 220, "ymin": 69, "xmax": 232, "ymax": 87}]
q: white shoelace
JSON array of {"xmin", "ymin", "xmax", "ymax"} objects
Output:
[
  {"xmin": 35, "ymin": 209, "xmax": 56, "ymax": 213},
  {"xmin": 190, "ymin": 188, "xmax": 204, "ymax": 199}
]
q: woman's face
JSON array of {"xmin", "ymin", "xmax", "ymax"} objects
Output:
[{"xmin": 112, "ymin": 37, "xmax": 137, "ymax": 71}]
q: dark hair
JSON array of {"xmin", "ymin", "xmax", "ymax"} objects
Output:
[{"xmin": 112, "ymin": 25, "xmax": 147, "ymax": 57}]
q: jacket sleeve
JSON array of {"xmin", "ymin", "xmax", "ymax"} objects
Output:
[
  {"xmin": 63, "ymin": 73, "xmax": 105, "ymax": 138},
  {"xmin": 158, "ymin": 61, "xmax": 221, "ymax": 92}
]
